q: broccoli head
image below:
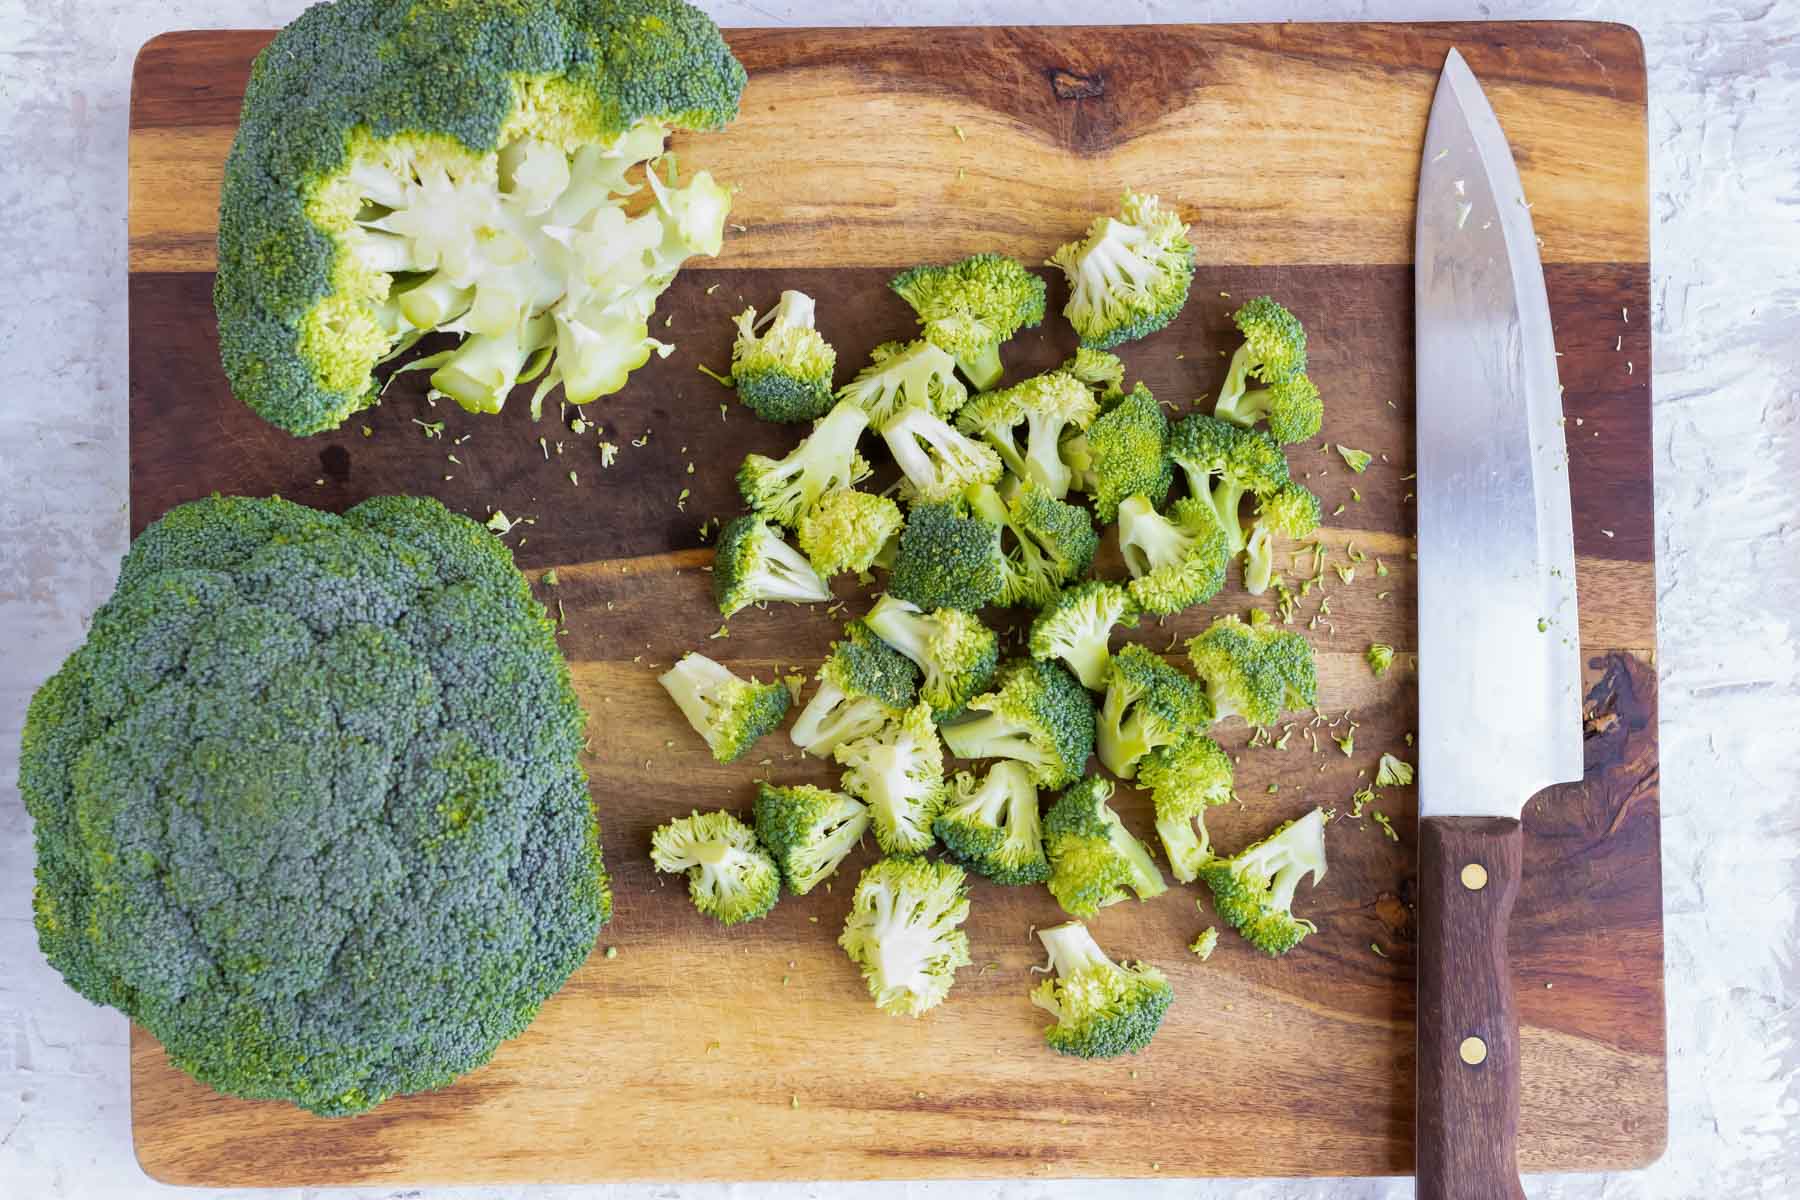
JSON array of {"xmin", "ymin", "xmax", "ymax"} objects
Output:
[
  {"xmin": 1186, "ymin": 615, "xmax": 1318, "ymax": 728},
  {"xmin": 752, "ymin": 782, "xmax": 871, "ymax": 896},
  {"xmin": 215, "ymin": 0, "xmax": 746, "ymax": 434},
  {"xmin": 795, "ymin": 488, "xmax": 903, "ymax": 578},
  {"xmin": 658, "ymin": 651, "xmax": 792, "ymax": 764},
  {"xmin": 1243, "ymin": 482, "xmax": 1322, "ymax": 595},
  {"xmin": 1169, "ymin": 414, "xmax": 1291, "ymax": 554},
  {"xmin": 932, "ymin": 761, "xmax": 1048, "ymax": 885},
  {"xmin": 1216, "ymin": 370, "xmax": 1322, "ymax": 445},
  {"xmin": 836, "ymin": 338, "xmax": 969, "ymax": 431},
  {"xmin": 731, "ymin": 290, "xmax": 838, "ymax": 422},
  {"xmin": 790, "ymin": 619, "xmax": 920, "ymax": 757},
  {"xmin": 736, "ymin": 400, "xmax": 871, "ymax": 527},
  {"xmin": 965, "ymin": 480, "xmax": 1099, "ymax": 609},
  {"xmin": 1028, "ymin": 580, "xmax": 1140, "ymax": 691},
  {"xmin": 19, "ymin": 494, "xmax": 608, "ymax": 1116},
  {"xmin": 1141, "ymin": 735, "xmax": 1235, "ymax": 883},
  {"xmin": 833, "ymin": 703, "xmax": 947, "ymax": 856},
  {"xmin": 1217, "ymin": 296, "xmax": 1308, "ymax": 415},
  {"xmin": 881, "ymin": 404, "xmax": 1004, "ymax": 504},
  {"xmin": 941, "ymin": 658, "xmax": 1096, "ymax": 789},
  {"xmin": 839, "ymin": 857, "xmax": 972, "ymax": 1017},
  {"xmin": 887, "ymin": 502, "xmax": 1005, "ymax": 613},
  {"xmin": 864, "ymin": 594, "xmax": 1000, "ymax": 722},
  {"xmin": 955, "ymin": 370, "xmax": 1099, "ymax": 499},
  {"xmin": 1060, "ymin": 382, "xmax": 1173, "ymax": 523},
  {"xmin": 1042, "ymin": 776, "xmax": 1167, "ymax": 918},
  {"xmin": 1115, "ymin": 494, "xmax": 1231, "ymax": 616},
  {"xmin": 1061, "ymin": 347, "xmax": 1127, "ymax": 404},
  {"xmin": 650, "ymin": 809, "xmax": 780, "ymax": 925},
  {"xmin": 1047, "ymin": 191, "xmax": 1195, "ymax": 349},
  {"xmin": 891, "ymin": 253, "xmax": 1048, "ymax": 391},
  {"xmin": 1096, "ymin": 644, "xmax": 1210, "ymax": 780},
  {"xmin": 712, "ymin": 515, "xmax": 833, "ymax": 618},
  {"xmin": 1199, "ymin": 808, "xmax": 1328, "ymax": 956},
  {"xmin": 1030, "ymin": 921, "xmax": 1174, "ymax": 1059}
]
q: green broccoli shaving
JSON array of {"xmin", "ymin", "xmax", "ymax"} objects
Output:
[
  {"xmin": 1376, "ymin": 753, "xmax": 1415, "ymax": 787},
  {"xmin": 790, "ymin": 620, "xmax": 920, "ymax": 757},
  {"xmin": 1190, "ymin": 926, "xmax": 1220, "ymax": 960},
  {"xmin": 864, "ymin": 594, "xmax": 1000, "ymax": 722},
  {"xmin": 1116, "ymin": 494, "xmax": 1231, "ymax": 616},
  {"xmin": 839, "ymin": 857, "xmax": 971, "ymax": 1017},
  {"xmin": 1336, "ymin": 444, "xmax": 1373, "ymax": 473},
  {"xmin": 1243, "ymin": 483, "xmax": 1323, "ymax": 596},
  {"xmin": 933, "ymin": 761, "xmax": 1048, "ymax": 885},
  {"xmin": 887, "ymin": 502, "xmax": 1005, "ymax": 613},
  {"xmin": 1031, "ymin": 921, "xmax": 1174, "ymax": 1058},
  {"xmin": 731, "ymin": 290, "xmax": 838, "ymax": 422},
  {"xmin": 796, "ymin": 488, "xmax": 903, "ymax": 578},
  {"xmin": 1060, "ymin": 382, "xmax": 1173, "ymax": 523},
  {"xmin": 882, "ymin": 405, "xmax": 1004, "ymax": 504},
  {"xmin": 965, "ymin": 480, "xmax": 1099, "ymax": 609},
  {"xmin": 1042, "ymin": 775, "xmax": 1167, "ymax": 918},
  {"xmin": 736, "ymin": 401, "xmax": 871, "ymax": 526},
  {"xmin": 650, "ymin": 809, "xmax": 781, "ymax": 926},
  {"xmin": 836, "ymin": 339, "xmax": 968, "ymax": 431},
  {"xmin": 890, "ymin": 253, "xmax": 1048, "ymax": 391},
  {"xmin": 1366, "ymin": 642, "xmax": 1396, "ymax": 678},
  {"xmin": 1096, "ymin": 644, "xmax": 1210, "ymax": 780},
  {"xmin": 941, "ymin": 658, "xmax": 1097, "ymax": 789},
  {"xmin": 1217, "ymin": 297, "xmax": 1308, "ymax": 415},
  {"xmin": 955, "ymin": 370, "xmax": 1099, "ymax": 499},
  {"xmin": 1027, "ymin": 580, "xmax": 1140, "ymax": 691},
  {"xmin": 1141, "ymin": 735, "xmax": 1235, "ymax": 883},
  {"xmin": 658, "ymin": 651, "xmax": 792, "ymax": 764},
  {"xmin": 1048, "ymin": 191, "xmax": 1195, "ymax": 349},
  {"xmin": 1186, "ymin": 615, "xmax": 1318, "ymax": 728},
  {"xmin": 753, "ymin": 782, "xmax": 871, "ymax": 896},
  {"xmin": 711, "ymin": 515, "xmax": 832, "ymax": 617},
  {"xmin": 1200, "ymin": 808, "xmax": 1328, "ymax": 956},
  {"xmin": 1215, "ymin": 370, "xmax": 1323, "ymax": 445},
  {"xmin": 833, "ymin": 703, "xmax": 947, "ymax": 855}
]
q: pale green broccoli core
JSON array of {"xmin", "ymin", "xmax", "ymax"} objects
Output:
[
  {"xmin": 833, "ymin": 705, "xmax": 944, "ymax": 855},
  {"xmin": 839, "ymin": 859, "xmax": 971, "ymax": 1017},
  {"xmin": 1048, "ymin": 193, "xmax": 1194, "ymax": 350},
  {"xmin": 657, "ymin": 652, "xmax": 788, "ymax": 763},
  {"xmin": 837, "ymin": 339, "xmax": 969, "ymax": 430},
  {"xmin": 881, "ymin": 405, "xmax": 1003, "ymax": 503},
  {"xmin": 649, "ymin": 810, "xmax": 779, "ymax": 925}
]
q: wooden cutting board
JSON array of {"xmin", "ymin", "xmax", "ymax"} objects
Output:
[{"xmin": 126, "ymin": 22, "xmax": 1663, "ymax": 1185}]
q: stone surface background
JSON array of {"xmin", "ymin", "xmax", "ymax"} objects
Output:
[{"xmin": 2, "ymin": 1, "xmax": 1795, "ymax": 1197}]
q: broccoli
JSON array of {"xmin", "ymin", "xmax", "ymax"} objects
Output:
[
  {"xmin": 965, "ymin": 480, "xmax": 1099, "ymax": 609},
  {"xmin": 752, "ymin": 783, "xmax": 871, "ymax": 895},
  {"xmin": 19, "ymin": 494, "xmax": 608, "ymax": 1115},
  {"xmin": 1376, "ymin": 753, "xmax": 1414, "ymax": 787},
  {"xmin": 1096, "ymin": 644, "xmax": 1210, "ymax": 780},
  {"xmin": 1027, "ymin": 580, "xmax": 1139, "ymax": 691},
  {"xmin": 790, "ymin": 620, "xmax": 920, "ymax": 757},
  {"xmin": 712, "ymin": 515, "xmax": 833, "ymax": 617},
  {"xmin": 833, "ymin": 703, "xmax": 947, "ymax": 855},
  {"xmin": 736, "ymin": 401, "xmax": 871, "ymax": 526},
  {"xmin": 650, "ymin": 809, "xmax": 781, "ymax": 925},
  {"xmin": 1186, "ymin": 615, "xmax": 1318, "ymax": 727},
  {"xmin": 1030, "ymin": 921, "xmax": 1174, "ymax": 1058},
  {"xmin": 838, "ymin": 857, "xmax": 971, "ymax": 1018},
  {"xmin": 1042, "ymin": 776, "xmax": 1167, "ymax": 918},
  {"xmin": 214, "ymin": 0, "xmax": 746, "ymax": 435},
  {"xmin": 1336, "ymin": 444, "xmax": 1373, "ymax": 473},
  {"xmin": 731, "ymin": 290, "xmax": 837, "ymax": 422},
  {"xmin": 1115, "ymin": 494, "xmax": 1232, "ymax": 616},
  {"xmin": 864, "ymin": 594, "xmax": 1000, "ymax": 722},
  {"xmin": 1060, "ymin": 382, "xmax": 1173, "ymax": 523},
  {"xmin": 1366, "ymin": 642, "xmax": 1396, "ymax": 678},
  {"xmin": 1141, "ymin": 735, "xmax": 1235, "ymax": 883},
  {"xmin": 796, "ymin": 488, "xmax": 904, "ymax": 578},
  {"xmin": 881, "ymin": 404, "xmax": 1004, "ymax": 504},
  {"xmin": 1215, "ymin": 371, "xmax": 1322, "ymax": 445},
  {"xmin": 941, "ymin": 658, "xmax": 1096, "ymax": 789},
  {"xmin": 1243, "ymin": 482, "xmax": 1322, "ymax": 595},
  {"xmin": 955, "ymin": 370, "xmax": 1099, "ymax": 498},
  {"xmin": 933, "ymin": 762, "xmax": 1048, "ymax": 885},
  {"xmin": 1190, "ymin": 926, "xmax": 1220, "ymax": 960},
  {"xmin": 887, "ymin": 502, "xmax": 1005, "ymax": 613},
  {"xmin": 837, "ymin": 339, "xmax": 969, "ymax": 431},
  {"xmin": 1216, "ymin": 296, "xmax": 1308, "ymax": 415},
  {"xmin": 1061, "ymin": 347, "xmax": 1127, "ymax": 403},
  {"xmin": 1169, "ymin": 414, "xmax": 1291, "ymax": 554},
  {"xmin": 1047, "ymin": 191, "xmax": 1195, "ymax": 349},
  {"xmin": 1199, "ymin": 808, "xmax": 1328, "ymax": 956},
  {"xmin": 658, "ymin": 651, "xmax": 792, "ymax": 764},
  {"xmin": 890, "ymin": 253, "xmax": 1048, "ymax": 391}
]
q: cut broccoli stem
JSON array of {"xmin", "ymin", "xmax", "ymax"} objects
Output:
[{"xmin": 957, "ymin": 341, "xmax": 1005, "ymax": 392}]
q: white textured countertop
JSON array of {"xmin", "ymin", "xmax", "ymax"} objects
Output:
[{"xmin": 3, "ymin": 1, "xmax": 1796, "ymax": 1197}]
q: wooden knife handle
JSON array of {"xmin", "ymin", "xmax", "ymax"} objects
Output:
[{"xmin": 1416, "ymin": 816, "xmax": 1525, "ymax": 1200}]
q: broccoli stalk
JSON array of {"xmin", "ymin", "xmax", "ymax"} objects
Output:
[
  {"xmin": 1047, "ymin": 192, "xmax": 1196, "ymax": 349},
  {"xmin": 1059, "ymin": 383, "xmax": 1173, "ymax": 523},
  {"xmin": 1200, "ymin": 808, "xmax": 1328, "ymax": 956},
  {"xmin": 887, "ymin": 503, "xmax": 1006, "ymax": 613},
  {"xmin": 933, "ymin": 762, "xmax": 1048, "ymax": 885},
  {"xmin": 836, "ymin": 339, "xmax": 969, "ymax": 431},
  {"xmin": 833, "ymin": 703, "xmax": 947, "ymax": 855},
  {"xmin": 1186, "ymin": 615, "xmax": 1318, "ymax": 728},
  {"xmin": 731, "ymin": 290, "xmax": 838, "ymax": 422},
  {"xmin": 712, "ymin": 515, "xmax": 833, "ymax": 617},
  {"xmin": 1030, "ymin": 921, "xmax": 1174, "ymax": 1058},
  {"xmin": 1027, "ymin": 581, "xmax": 1139, "ymax": 691},
  {"xmin": 1215, "ymin": 371, "xmax": 1323, "ymax": 445},
  {"xmin": 941, "ymin": 659, "xmax": 1097, "ymax": 789},
  {"xmin": 790, "ymin": 620, "xmax": 920, "ymax": 757},
  {"xmin": 736, "ymin": 401, "xmax": 871, "ymax": 527},
  {"xmin": 881, "ymin": 405, "xmax": 1004, "ymax": 504},
  {"xmin": 1140, "ymin": 736, "xmax": 1235, "ymax": 883},
  {"xmin": 753, "ymin": 783, "xmax": 871, "ymax": 895},
  {"xmin": 890, "ymin": 253, "xmax": 1048, "ymax": 391},
  {"xmin": 864, "ymin": 594, "xmax": 1000, "ymax": 721},
  {"xmin": 965, "ymin": 480, "xmax": 1099, "ymax": 609},
  {"xmin": 1115, "ymin": 494, "xmax": 1232, "ymax": 616},
  {"xmin": 1096, "ymin": 644, "xmax": 1210, "ymax": 780},
  {"xmin": 955, "ymin": 370, "xmax": 1099, "ymax": 499},
  {"xmin": 1042, "ymin": 776, "xmax": 1167, "ymax": 918},
  {"xmin": 796, "ymin": 488, "xmax": 903, "ymax": 578},
  {"xmin": 649, "ymin": 810, "xmax": 781, "ymax": 925},
  {"xmin": 1243, "ymin": 482, "xmax": 1322, "ymax": 595},
  {"xmin": 1216, "ymin": 296, "xmax": 1309, "ymax": 415},
  {"xmin": 838, "ymin": 858, "xmax": 972, "ymax": 1017},
  {"xmin": 658, "ymin": 652, "xmax": 792, "ymax": 764}
]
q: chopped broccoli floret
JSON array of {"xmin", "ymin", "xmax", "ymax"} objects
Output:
[
  {"xmin": 1047, "ymin": 191, "xmax": 1195, "ymax": 349},
  {"xmin": 1199, "ymin": 808, "xmax": 1328, "ymax": 956},
  {"xmin": 891, "ymin": 253, "xmax": 1047, "ymax": 391},
  {"xmin": 1216, "ymin": 370, "xmax": 1322, "ymax": 445},
  {"xmin": 1367, "ymin": 642, "xmax": 1396, "ymax": 678},
  {"xmin": 837, "ymin": 339, "xmax": 968, "ymax": 431},
  {"xmin": 965, "ymin": 480, "xmax": 1098, "ymax": 609},
  {"xmin": 833, "ymin": 703, "xmax": 946, "ymax": 855},
  {"xmin": 1030, "ymin": 921, "xmax": 1174, "ymax": 1058},
  {"xmin": 1376, "ymin": 753, "xmax": 1414, "ymax": 787},
  {"xmin": 731, "ymin": 290, "xmax": 837, "ymax": 422},
  {"xmin": 790, "ymin": 620, "xmax": 920, "ymax": 757},
  {"xmin": 736, "ymin": 401, "xmax": 871, "ymax": 526},
  {"xmin": 650, "ymin": 809, "xmax": 781, "ymax": 926},
  {"xmin": 888, "ymin": 502, "xmax": 1005, "ymax": 613},
  {"xmin": 712, "ymin": 515, "xmax": 832, "ymax": 617},
  {"xmin": 1116, "ymin": 494, "xmax": 1232, "ymax": 615},
  {"xmin": 1243, "ymin": 482, "xmax": 1322, "ymax": 595},
  {"xmin": 1042, "ymin": 776, "xmax": 1167, "ymax": 918},
  {"xmin": 752, "ymin": 782, "xmax": 871, "ymax": 896},
  {"xmin": 658, "ymin": 651, "xmax": 791, "ymax": 764},
  {"xmin": 881, "ymin": 405, "xmax": 1004, "ymax": 504},
  {"xmin": 1186, "ymin": 615, "xmax": 1318, "ymax": 728},
  {"xmin": 796, "ymin": 488, "xmax": 904, "ymax": 578},
  {"xmin": 1061, "ymin": 347, "xmax": 1127, "ymax": 403},
  {"xmin": 839, "ymin": 857, "xmax": 971, "ymax": 1018},
  {"xmin": 864, "ymin": 594, "xmax": 1000, "ymax": 722},
  {"xmin": 1027, "ymin": 580, "xmax": 1140, "ymax": 691},
  {"xmin": 1169, "ymin": 414, "xmax": 1291, "ymax": 554},
  {"xmin": 1096, "ymin": 644, "xmax": 1210, "ymax": 779},
  {"xmin": 1190, "ymin": 926, "xmax": 1220, "ymax": 960},
  {"xmin": 933, "ymin": 761, "xmax": 1047, "ymax": 885},
  {"xmin": 1060, "ymin": 383, "xmax": 1173, "ymax": 523},
  {"xmin": 941, "ymin": 659, "xmax": 1096, "ymax": 789},
  {"xmin": 1141, "ymin": 735, "xmax": 1235, "ymax": 883},
  {"xmin": 955, "ymin": 370, "xmax": 1099, "ymax": 499},
  {"xmin": 1217, "ymin": 296, "xmax": 1309, "ymax": 415},
  {"xmin": 1336, "ymin": 444, "xmax": 1373, "ymax": 473}
]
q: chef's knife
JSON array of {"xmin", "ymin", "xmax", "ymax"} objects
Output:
[{"xmin": 1413, "ymin": 48, "xmax": 1584, "ymax": 1200}]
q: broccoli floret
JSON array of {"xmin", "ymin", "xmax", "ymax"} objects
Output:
[
  {"xmin": 650, "ymin": 809, "xmax": 780, "ymax": 925},
  {"xmin": 1200, "ymin": 808, "xmax": 1328, "ymax": 956},
  {"xmin": 941, "ymin": 659, "xmax": 1095, "ymax": 789},
  {"xmin": 1216, "ymin": 371, "xmax": 1322, "ymax": 445},
  {"xmin": 1042, "ymin": 776, "xmax": 1167, "ymax": 918},
  {"xmin": 731, "ymin": 290, "xmax": 837, "ymax": 422},
  {"xmin": 736, "ymin": 401, "xmax": 871, "ymax": 527},
  {"xmin": 965, "ymin": 480, "xmax": 1099, "ymax": 609},
  {"xmin": 1186, "ymin": 615, "xmax": 1318, "ymax": 728},
  {"xmin": 1217, "ymin": 296, "xmax": 1308, "ymax": 415},
  {"xmin": 712, "ymin": 515, "xmax": 833, "ymax": 617},
  {"xmin": 1060, "ymin": 382, "xmax": 1172, "ymax": 523},
  {"xmin": 955, "ymin": 370, "xmax": 1099, "ymax": 499},
  {"xmin": 837, "ymin": 339, "xmax": 969, "ymax": 431},
  {"xmin": 1028, "ymin": 581, "xmax": 1139, "ymax": 691},
  {"xmin": 658, "ymin": 651, "xmax": 792, "ymax": 764},
  {"xmin": 839, "ymin": 857, "xmax": 971, "ymax": 1017},
  {"xmin": 752, "ymin": 782, "xmax": 871, "ymax": 896},
  {"xmin": 1141, "ymin": 735, "xmax": 1235, "ymax": 883},
  {"xmin": 1096, "ymin": 644, "xmax": 1210, "ymax": 779},
  {"xmin": 795, "ymin": 488, "xmax": 904, "ymax": 578},
  {"xmin": 1030, "ymin": 921, "xmax": 1174, "ymax": 1059},
  {"xmin": 215, "ymin": 0, "xmax": 746, "ymax": 435},
  {"xmin": 1243, "ymin": 482, "xmax": 1322, "ymax": 595},
  {"xmin": 790, "ymin": 620, "xmax": 920, "ymax": 757},
  {"xmin": 1336, "ymin": 444, "xmax": 1373, "ymax": 473},
  {"xmin": 891, "ymin": 253, "xmax": 1047, "ymax": 391},
  {"xmin": 1116, "ymin": 494, "xmax": 1231, "ymax": 616},
  {"xmin": 881, "ymin": 405, "xmax": 1004, "ymax": 504},
  {"xmin": 887, "ymin": 502, "xmax": 1005, "ymax": 613},
  {"xmin": 833, "ymin": 703, "xmax": 947, "ymax": 855},
  {"xmin": 1190, "ymin": 926, "xmax": 1220, "ymax": 960},
  {"xmin": 1367, "ymin": 643, "xmax": 1396, "ymax": 678},
  {"xmin": 1376, "ymin": 753, "xmax": 1414, "ymax": 787},
  {"xmin": 1169, "ymin": 414, "xmax": 1291, "ymax": 553},
  {"xmin": 1048, "ymin": 191, "xmax": 1195, "ymax": 349},
  {"xmin": 933, "ymin": 762, "xmax": 1047, "ymax": 885},
  {"xmin": 1061, "ymin": 347, "xmax": 1127, "ymax": 403},
  {"xmin": 864, "ymin": 594, "xmax": 1000, "ymax": 722}
]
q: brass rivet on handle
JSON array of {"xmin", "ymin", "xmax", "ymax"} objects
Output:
[
  {"xmin": 1459, "ymin": 1037, "xmax": 1488, "ymax": 1066},
  {"xmin": 1460, "ymin": 862, "xmax": 1489, "ymax": 891}
]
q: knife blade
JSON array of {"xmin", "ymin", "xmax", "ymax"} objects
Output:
[{"xmin": 1412, "ymin": 47, "xmax": 1584, "ymax": 1200}]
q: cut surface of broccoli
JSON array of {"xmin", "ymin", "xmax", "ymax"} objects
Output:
[
  {"xmin": 1048, "ymin": 192, "xmax": 1195, "ymax": 349},
  {"xmin": 933, "ymin": 761, "xmax": 1048, "ymax": 885},
  {"xmin": 753, "ymin": 782, "xmax": 871, "ymax": 895},
  {"xmin": 891, "ymin": 253, "xmax": 1047, "ymax": 390},
  {"xmin": 1030, "ymin": 921, "xmax": 1173, "ymax": 1058},
  {"xmin": 839, "ymin": 857, "xmax": 972, "ymax": 1017},
  {"xmin": 659, "ymin": 651, "xmax": 792, "ymax": 764},
  {"xmin": 1200, "ymin": 807, "xmax": 1328, "ymax": 956},
  {"xmin": 712, "ymin": 515, "xmax": 833, "ymax": 618},
  {"xmin": 833, "ymin": 703, "xmax": 946, "ymax": 855},
  {"xmin": 1027, "ymin": 580, "xmax": 1139, "ymax": 691},
  {"xmin": 650, "ymin": 809, "xmax": 780, "ymax": 925}
]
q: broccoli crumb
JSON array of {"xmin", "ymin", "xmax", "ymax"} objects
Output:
[
  {"xmin": 697, "ymin": 363, "xmax": 734, "ymax": 387},
  {"xmin": 1376, "ymin": 753, "xmax": 1414, "ymax": 787},
  {"xmin": 413, "ymin": 419, "xmax": 445, "ymax": 439},
  {"xmin": 1335, "ymin": 445, "xmax": 1371, "ymax": 472},
  {"xmin": 1334, "ymin": 730, "xmax": 1355, "ymax": 756},
  {"xmin": 605, "ymin": 946, "xmax": 618, "ymax": 960},
  {"xmin": 1371, "ymin": 943, "xmax": 1387, "ymax": 958},
  {"xmin": 485, "ymin": 510, "xmax": 516, "ymax": 536},
  {"xmin": 1366, "ymin": 643, "xmax": 1394, "ymax": 677},
  {"xmin": 1371, "ymin": 811, "xmax": 1399, "ymax": 842},
  {"xmin": 360, "ymin": 425, "xmax": 373, "ymax": 438},
  {"xmin": 599, "ymin": 442, "xmax": 619, "ymax": 467},
  {"xmin": 541, "ymin": 568, "xmax": 559, "ymax": 586}
]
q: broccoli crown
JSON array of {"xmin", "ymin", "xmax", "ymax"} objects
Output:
[
  {"xmin": 650, "ymin": 809, "xmax": 780, "ymax": 925},
  {"xmin": 837, "ymin": 339, "xmax": 969, "ymax": 431},
  {"xmin": 712, "ymin": 515, "xmax": 833, "ymax": 618},
  {"xmin": 1199, "ymin": 808, "xmax": 1328, "ymax": 956},
  {"xmin": 839, "ymin": 857, "xmax": 972, "ymax": 1018},
  {"xmin": 888, "ymin": 502, "xmax": 1005, "ymax": 614},
  {"xmin": 790, "ymin": 620, "xmax": 920, "ymax": 757},
  {"xmin": 1142, "ymin": 735, "xmax": 1235, "ymax": 883},
  {"xmin": 1243, "ymin": 482, "xmax": 1322, "ymax": 596},
  {"xmin": 1028, "ymin": 580, "xmax": 1140, "ymax": 691},
  {"xmin": 891, "ymin": 253, "xmax": 1048, "ymax": 390},
  {"xmin": 833, "ymin": 703, "xmax": 946, "ymax": 856},
  {"xmin": 1042, "ymin": 775, "xmax": 1167, "ymax": 918},
  {"xmin": 1186, "ymin": 615, "xmax": 1318, "ymax": 727},
  {"xmin": 752, "ymin": 782, "xmax": 871, "ymax": 896},
  {"xmin": 941, "ymin": 658, "xmax": 1096, "ymax": 789},
  {"xmin": 1217, "ymin": 371, "xmax": 1323, "ymax": 445},
  {"xmin": 1061, "ymin": 347, "xmax": 1127, "ymax": 403},
  {"xmin": 864, "ymin": 595, "xmax": 1000, "ymax": 722},
  {"xmin": 956, "ymin": 370, "xmax": 1098, "ymax": 499},
  {"xmin": 1096, "ymin": 644, "xmax": 1210, "ymax": 779},
  {"xmin": 1048, "ymin": 191, "xmax": 1195, "ymax": 349},
  {"xmin": 732, "ymin": 291, "xmax": 838, "ymax": 423},
  {"xmin": 19, "ymin": 494, "xmax": 607, "ymax": 1117},
  {"xmin": 215, "ymin": 0, "xmax": 745, "ymax": 435},
  {"xmin": 1169, "ymin": 415, "xmax": 1290, "ymax": 552},
  {"xmin": 1061, "ymin": 382, "xmax": 1172, "ymax": 523},
  {"xmin": 658, "ymin": 651, "xmax": 792, "ymax": 764},
  {"xmin": 795, "ymin": 488, "xmax": 903, "ymax": 578},
  {"xmin": 1116, "ymin": 494, "xmax": 1231, "ymax": 616},
  {"xmin": 1030, "ymin": 922, "xmax": 1174, "ymax": 1058},
  {"xmin": 737, "ymin": 401, "xmax": 871, "ymax": 527},
  {"xmin": 1222, "ymin": 296, "xmax": 1309, "ymax": 407},
  {"xmin": 965, "ymin": 481, "xmax": 1098, "ymax": 610},
  {"xmin": 932, "ymin": 761, "xmax": 1048, "ymax": 886},
  {"xmin": 881, "ymin": 405, "xmax": 1004, "ymax": 504}
]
